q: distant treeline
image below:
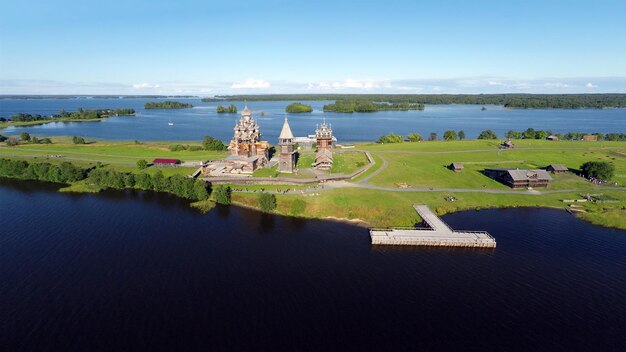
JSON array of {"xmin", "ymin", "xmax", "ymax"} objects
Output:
[
  {"xmin": 0, "ymin": 158, "xmax": 209, "ymax": 201},
  {"xmin": 323, "ymin": 100, "xmax": 424, "ymax": 113},
  {"xmin": 0, "ymin": 95, "xmax": 196, "ymax": 100},
  {"xmin": 203, "ymin": 94, "xmax": 626, "ymax": 109},
  {"xmin": 144, "ymin": 101, "xmax": 193, "ymax": 109},
  {"xmin": 217, "ymin": 104, "xmax": 238, "ymax": 113},
  {"xmin": 4, "ymin": 108, "xmax": 135, "ymax": 122},
  {"xmin": 506, "ymin": 128, "xmax": 626, "ymax": 141}
]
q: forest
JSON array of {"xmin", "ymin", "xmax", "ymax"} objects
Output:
[
  {"xmin": 323, "ymin": 100, "xmax": 424, "ymax": 113},
  {"xmin": 202, "ymin": 94, "xmax": 626, "ymax": 109},
  {"xmin": 144, "ymin": 101, "xmax": 193, "ymax": 109}
]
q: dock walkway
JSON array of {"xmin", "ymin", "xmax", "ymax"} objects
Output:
[{"xmin": 370, "ymin": 205, "xmax": 496, "ymax": 248}]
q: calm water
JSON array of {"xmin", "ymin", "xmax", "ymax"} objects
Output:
[
  {"xmin": 1, "ymin": 98, "xmax": 625, "ymax": 142},
  {"xmin": 1, "ymin": 178, "xmax": 625, "ymax": 351}
]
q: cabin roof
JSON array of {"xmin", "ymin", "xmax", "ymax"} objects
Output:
[
  {"xmin": 153, "ymin": 158, "xmax": 180, "ymax": 164},
  {"xmin": 548, "ymin": 164, "xmax": 568, "ymax": 171}
]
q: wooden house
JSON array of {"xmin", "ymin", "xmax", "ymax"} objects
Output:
[
  {"xmin": 484, "ymin": 168, "xmax": 552, "ymax": 188},
  {"xmin": 547, "ymin": 164, "xmax": 568, "ymax": 174},
  {"xmin": 449, "ymin": 162, "xmax": 464, "ymax": 172}
]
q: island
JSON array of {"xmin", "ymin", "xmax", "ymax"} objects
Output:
[
  {"xmin": 285, "ymin": 102, "xmax": 313, "ymax": 113},
  {"xmin": 0, "ymin": 108, "xmax": 135, "ymax": 129},
  {"xmin": 1, "ymin": 122, "xmax": 624, "ymax": 231},
  {"xmin": 217, "ymin": 104, "xmax": 238, "ymax": 113},
  {"xmin": 144, "ymin": 101, "xmax": 193, "ymax": 109}
]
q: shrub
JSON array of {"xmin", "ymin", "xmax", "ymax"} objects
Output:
[
  {"xmin": 20, "ymin": 132, "xmax": 31, "ymax": 141},
  {"xmin": 72, "ymin": 136, "xmax": 86, "ymax": 144},
  {"xmin": 258, "ymin": 193, "xmax": 277, "ymax": 213},
  {"xmin": 443, "ymin": 130, "xmax": 457, "ymax": 141},
  {"xmin": 407, "ymin": 133, "xmax": 423, "ymax": 142},
  {"xmin": 214, "ymin": 185, "xmax": 232, "ymax": 205},
  {"xmin": 136, "ymin": 159, "xmax": 148, "ymax": 169},
  {"xmin": 478, "ymin": 130, "xmax": 498, "ymax": 140},
  {"xmin": 377, "ymin": 133, "xmax": 404, "ymax": 144},
  {"xmin": 202, "ymin": 136, "xmax": 226, "ymax": 151},
  {"xmin": 428, "ymin": 132, "xmax": 437, "ymax": 141},
  {"xmin": 458, "ymin": 130, "xmax": 466, "ymax": 140},
  {"xmin": 168, "ymin": 144, "xmax": 187, "ymax": 151}
]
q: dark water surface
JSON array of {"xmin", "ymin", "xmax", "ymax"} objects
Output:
[
  {"xmin": 1, "ymin": 179, "xmax": 625, "ymax": 351},
  {"xmin": 1, "ymin": 98, "xmax": 624, "ymax": 142}
]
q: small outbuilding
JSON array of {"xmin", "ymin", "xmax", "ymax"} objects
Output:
[
  {"xmin": 582, "ymin": 134, "xmax": 598, "ymax": 142},
  {"xmin": 500, "ymin": 139, "xmax": 514, "ymax": 149},
  {"xmin": 547, "ymin": 164, "xmax": 568, "ymax": 174},
  {"xmin": 546, "ymin": 135, "xmax": 560, "ymax": 141},
  {"xmin": 449, "ymin": 162, "xmax": 464, "ymax": 172},
  {"xmin": 153, "ymin": 158, "xmax": 181, "ymax": 167}
]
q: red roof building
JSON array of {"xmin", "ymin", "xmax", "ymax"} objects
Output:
[{"xmin": 153, "ymin": 158, "xmax": 180, "ymax": 167}]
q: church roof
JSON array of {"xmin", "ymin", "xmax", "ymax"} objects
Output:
[
  {"xmin": 241, "ymin": 104, "xmax": 251, "ymax": 116},
  {"xmin": 279, "ymin": 117, "xmax": 294, "ymax": 139}
]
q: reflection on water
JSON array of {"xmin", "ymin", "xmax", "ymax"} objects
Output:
[{"xmin": 1, "ymin": 178, "xmax": 625, "ymax": 351}]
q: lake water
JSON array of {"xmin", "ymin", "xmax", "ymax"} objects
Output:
[
  {"xmin": 1, "ymin": 178, "xmax": 625, "ymax": 351},
  {"xmin": 1, "ymin": 98, "xmax": 625, "ymax": 142}
]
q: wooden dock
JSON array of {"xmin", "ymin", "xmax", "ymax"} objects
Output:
[{"xmin": 370, "ymin": 205, "xmax": 496, "ymax": 248}]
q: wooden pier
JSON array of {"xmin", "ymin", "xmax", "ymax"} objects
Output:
[{"xmin": 370, "ymin": 205, "xmax": 496, "ymax": 248}]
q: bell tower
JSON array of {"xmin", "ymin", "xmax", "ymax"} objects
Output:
[{"xmin": 278, "ymin": 117, "xmax": 296, "ymax": 173}]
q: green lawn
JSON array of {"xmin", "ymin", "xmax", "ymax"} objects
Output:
[{"xmin": 330, "ymin": 151, "xmax": 369, "ymax": 174}]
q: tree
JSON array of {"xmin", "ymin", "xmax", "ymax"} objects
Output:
[
  {"xmin": 136, "ymin": 159, "xmax": 148, "ymax": 169},
  {"xmin": 72, "ymin": 136, "xmax": 86, "ymax": 144},
  {"xmin": 522, "ymin": 128, "xmax": 535, "ymax": 139},
  {"xmin": 202, "ymin": 136, "xmax": 226, "ymax": 151},
  {"xmin": 258, "ymin": 193, "xmax": 277, "ymax": 213},
  {"xmin": 135, "ymin": 173, "xmax": 152, "ymax": 190},
  {"xmin": 580, "ymin": 161, "xmax": 615, "ymax": 180},
  {"xmin": 443, "ymin": 130, "xmax": 457, "ymax": 141},
  {"xmin": 214, "ymin": 185, "xmax": 231, "ymax": 205},
  {"xmin": 152, "ymin": 170, "xmax": 166, "ymax": 192},
  {"xmin": 428, "ymin": 132, "xmax": 437, "ymax": 141},
  {"xmin": 377, "ymin": 133, "xmax": 404, "ymax": 144},
  {"xmin": 407, "ymin": 133, "xmax": 423, "ymax": 142},
  {"xmin": 458, "ymin": 130, "xmax": 465, "ymax": 140},
  {"xmin": 193, "ymin": 180, "xmax": 209, "ymax": 200},
  {"xmin": 290, "ymin": 198, "xmax": 306, "ymax": 216},
  {"xmin": 478, "ymin": 130, "xmax": 498, "ymax": 140},
  {"xmin": 20, "ymin": 132, "xmax": 31, "ymax": 141}
]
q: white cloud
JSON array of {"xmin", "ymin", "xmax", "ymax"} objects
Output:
[
  {"xmin": 586, "ymin": 82, "xmax": 597, "ymax": 88},
  {"xmin": 231, "ymin": 79, "xmax": 270, "ymax": 89},
  {"xmin": 132, "ymin": 82, "xmax": 160, "ymax": 89},
  {"xmin": 544, "ymin": 82, "xmax": 570, "ymax": 88},
  {"xmin": 307, "ymin": 79, "xmax": 384, "ymax": 90}
]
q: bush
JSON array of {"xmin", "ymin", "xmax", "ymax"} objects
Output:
[
  {"xmin": 20, "ymin": 132, "xmax": 31, "ymax": 141},
  {"xmin": 202, "ymin": 136, "xmax": 226, "ymax": 151},
  {"xmin": 478, "ymin": 130, "xmax": 498, "ymax": 140},
  {"xmin": 443, "ymin": 130, "xmax": 457, "ymax": 141},
  {"xmin": 290, "ymin": 199, "xmax": 306, "ymax": 216},
  {"xmin": 407, "ymin": 133, "xmax": 423, "ymax": 142},
  {"xmin": 580, "ymin": 161, "xmax": 615, "ymax": 180},
  {"xmin": 258, "ymin": 193, "xmax": 277, "ymax": 213},
  {"xmin": 72, "ymin": 136, "xmax": 86, "ymax": 144},
  {"xmin": 214, "ymin": 185, "xmax": 232, "ymax": 205},
  {"xmin": 458, "ymin": 130, "xmax": 465, "ymax": 140},
  {"xmin": 168, "ymin": 144, "xmax": 187, "ymax": 151},
  {"xmin": 5, "ymin": 137, "xmax": 19, "ymax": 146},
  {"xmin": 187, "ymin": 145, "xmax": 203, "ymax": 151},
  {"xmin": 377, "ymin": 133, "xmax": 404, "ymax": 144},
  {"xmin": 136, "ymin": 159, "xmax": 148, "ymax": 169},
  {"xmin": 428, "ymin": 132, "xmax": 437, "ymax": 141}
]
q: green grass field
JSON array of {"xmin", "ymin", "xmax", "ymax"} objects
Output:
[{"xmin": 2, "ymin": 136, "xmax": 625, "ymax": 229}]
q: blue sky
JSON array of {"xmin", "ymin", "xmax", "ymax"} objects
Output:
[{"xmin": 1, "ymin": 0, "xmax": 625, "ymax": 94}]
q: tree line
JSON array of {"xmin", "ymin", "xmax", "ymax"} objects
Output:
[
  {"xmin": 144, "ymin": 101, "xmax": 193, "ymax": 109},
  {"xmin": 0, "ymin": 158, "xmax": 209, "ymax": 201},
  {"xmin": 6, "ymin": 108, "xmax": 135, "ymax": 122},
  {"xmin": 202, "ymin": 94, "xmax": 626, "ymax": 109},
  {"xmin": 323, "ymin": 100, "xmax": 424, "ymax": 113},
  {"xmin": 505, "ymin": 128, "xmax": 626, "ymax": 141}
]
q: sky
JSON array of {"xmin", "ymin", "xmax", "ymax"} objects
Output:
[{"xmin": 0, "ymin": 0, "xmax": 625, "ymax": 95}]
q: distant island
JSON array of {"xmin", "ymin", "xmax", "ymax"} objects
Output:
[
  {"xmin": 144, "ymin": 101, "xmax": 193, "ymax": 109},
  {"xmin": 285, "ymin": 102, "xmax": 313, "ymax": 113},
  {"xmin": 0, "ymin": 95, "xmax": 196, "ymax": 100},
  {"xmin": 0, "ymin": 108, "xmax": 135, "ymax": 129},
  {"xmin": 217, "ymin": 105, "xmax": 238, "ymax": 113},
  {"xmin": 203, "ymin": 94, "xmax": 626, "ymax": 109},
  {"xmin": 323, "ymin": 100, "xmax": 424, "ymax": 113}
]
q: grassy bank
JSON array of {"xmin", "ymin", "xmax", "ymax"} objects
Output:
[{"xmin": 0, "ymin": 117, "xmax": 106, "ymax": 129}]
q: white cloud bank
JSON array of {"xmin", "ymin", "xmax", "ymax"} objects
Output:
[
  {"xmin": 132, "ymin": 82, "xmax": 160, "ymax": 89},
  {"xmin": 231, "ymin": 79, "xmax": 270, "ymax": 89},
  {"xmin": 586, "ymin": 82, "xmax": 598, "ymax": 88}
]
